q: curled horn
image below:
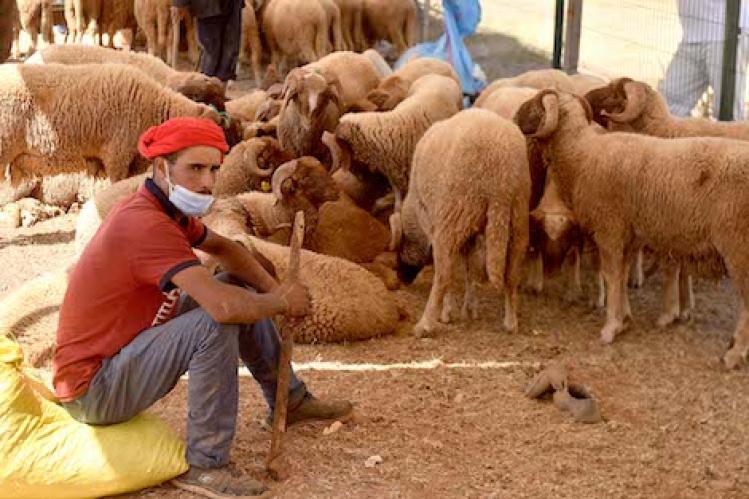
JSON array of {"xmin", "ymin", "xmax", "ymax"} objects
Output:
[
  {"xmin": 243, "ymin": 139, "xmax": 275, "ymax": 178},
  {"xmin": 271, "ymin": 159, "xmax": 297, "ymax": 201},
  {"xmin": 321, "ymin": 131, "xmax": 351, "ymax": 174},
  {"xmin": 601, "ymin": 79, "xmax": 647, "ymax": 123},
  {"xmin": 532, "ymin": 90, "xmax": 560, "ymax": 138}
]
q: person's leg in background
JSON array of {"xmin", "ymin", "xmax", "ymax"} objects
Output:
[
  {"xmin": 659, "ymin": 41, "xmax": 710, "ymax": 117},
  {"xmin": 196, "ymin": 12, "xmax": 226, "ymax": 81},
  {"xmin": 215, "ymin": 0, "xmax": 243, "ymax": 84}
]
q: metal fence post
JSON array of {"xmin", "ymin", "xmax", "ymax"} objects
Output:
[
  {"xmin": 719, "ymin": 0, "xmax": 741, "ymax": 120},
  {"xmin": 553, "ymin": 0, "xmax": 565, "ymax": 68},
  {"xmin": 563, "ymin": 0, "xmax": 583, "ymax": 74}
]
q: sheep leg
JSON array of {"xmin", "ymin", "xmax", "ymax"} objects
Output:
[
  {"xmin": 413, "ymin": 239, "xmax": 455, "ymax": 338},
  {"xmin": 525, "ymin": 252, "xmax": 544, "ymax": 294},
  {"xmin": 596, "ymin": 271, "xmax": 606, "ymax": 309},
  {"xmin": 657, "ymin": 260, "xmax": 681, "ymax": 328},
  {"xmin": 157, "ymin": 6, "xmax": 169, "ymax": 61},
  {"xmin": 461, "ymin": 238, "xmax": 485, "ymax": 321},
  {"xmin": 599, "ymin": 246, "xmax": 627, "ymax": 344},
  {"xmin": 725, "ymin": 307, "xmax": 749, "ymax": 369},
  {"xmin": 564, "ymin": 246, "xmax": 583, "ymax": 302},
  {"xmin": 352, "ymin": 7, "xmax": 366, "ymax": 52},
  {"xmin": 621, "ymin": 251, "xmax": 633, "ymax": 321},
  {"xmin": 184, "ymin": 14, "xmax": 200, "ymax": 65},
  {"xmin": 629, "ymin": 247, "xmax": 645, "ymax": 288},
  {"xmin": 678, "ymin": 268, "xmax": 694, "ymax": 321},
  {"xmin": 440, "ymin": 289, "xmax": 457, "ymax": 324}
]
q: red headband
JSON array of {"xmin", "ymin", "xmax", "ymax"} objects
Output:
[{"xmin": 138, "ymin": 117, "xmax": 229, "ymax": 160}]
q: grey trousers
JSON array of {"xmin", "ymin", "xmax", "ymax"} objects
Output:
[
  {"xmin": 62, "ymin": 273, "xmax": 307, "ymax": 468},
  {"xmin": 659, "ymin": 37, "xmax": 749, "ymax": 119}
]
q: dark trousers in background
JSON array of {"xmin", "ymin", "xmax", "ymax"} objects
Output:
[{"xmin": 196, "ymin": 0, "xmax": 243, "ymax": 82}]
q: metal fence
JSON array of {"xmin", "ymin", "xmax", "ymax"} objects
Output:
[{"xmin": 444, "ymin": 0, "xmax": 747, "ymax": 120}]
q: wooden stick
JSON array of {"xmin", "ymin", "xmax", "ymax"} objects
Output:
[{"xmin": 267, "ymin": 211, "xmax": 305, "ymax": 480}]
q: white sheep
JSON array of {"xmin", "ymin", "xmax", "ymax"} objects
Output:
[
  {"xmin": 515, "ymin": 89, "xmax": 749, "ymax": 369},
  {"xmin": 395, "ymin": 108, "xmax": 530, "ymax": 337}
]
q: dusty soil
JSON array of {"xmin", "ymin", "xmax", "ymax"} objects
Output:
[{"xmin": 2, "ymin": 214, "xmax": 749, "ymax": 499}]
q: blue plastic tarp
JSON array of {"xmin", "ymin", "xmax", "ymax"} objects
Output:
[{"xmin": 396, "ymin": 0, "xmax": 486, "ymax": 99}]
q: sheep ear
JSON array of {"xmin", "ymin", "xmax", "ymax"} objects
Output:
[
  {"xmin": 367, "ymin": 88, "xmax": 389, "ymax": 108},
  {"xmin": 281, "ymin": 69, "xmax": 304, "ymax": 101},
  {"xmin": 515, "ymin": 90, "xmax": 559, "ymax": 138},
  {"xmin": 575, "ymin": 95, "xmax": 594, "ymax": 124}
]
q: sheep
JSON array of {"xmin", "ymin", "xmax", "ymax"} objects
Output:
[
  {"xmin": 214, "ymin": 137, "xmax": 292, "ymax": 196},
  {"xmin": 362, "ymin": 48, "xmax": 393, "ymax": 79},
  {"xmin": 0, "ymin": 63, "xmax": 221, "ymax": 185},
  {"xmin": 585, "ymin": 77, "xmax": 749, "ymax": 321},
  {"xmin": 325, "ymin": 74, "xmax": 462, "ymax": 202},
  {"xmin": 240, "ymin": 0, "xmax": 263, "ymax": 87},
  {"xmin": 475, "ymin": 85, "xmax": 584, "ymax": 297},
  {"xmin": 225, "ymin": 90, "xmax": 270, "ymax": 123},
  {"xmin": 362, "ymin": 0, "xmax": 416, "ymax": 57},
  {"xmin": 318, "ymin": 0, "xmax": 345, "ymax": 53},
  {"xmin": 1, "ymin": 0, "xmax": 15, "ymax": 62},
  {"xmin": 97, "ymin": 0, "xmax": 137, "ymax": 49},
  {"xmin": 0, "ymin": 268, "xmax": 69, "ymax": 367},
  {"xmin": 135, "ymin": 0, "xmax": 199, "ymax": 65},
  {"xmin": 262, "ymin": 0, "xmax": 329, "ymax": 76},
  {"xmin": 367, "ymin": 56, "xmax": 461, "ymax": 111},
  {"xmin": 276, "ymin": 66, "xmax": 345, "ymax": 158},
  {"xmin": 474, "ymin": 69, "xmax": 578, "ymax": 109},
  {"xmin": 514, "ymin": 89, "xmax": 749, "ymax": 369},
  {"xmin": 569, "ymin": 72, "xmax": 608, "ymax": 96},
  {"xmin": 272, "ymin": 156, "xmax": 398, "ymax": 289},
  {"xmin": 394, "ymin": 108, "xmax": 530, "ymax": 337},
  {"xmin": 304, "ymin": 50, "xmax": 383, "ymax": 109},
  {"xmin": 14, "ymin": 0, "xmax": 53, "ymax": 56},
  {"xmin": 27, "ymin": 45, "xmax": 226, "ymax": 111},
  {"xmin": 70, "ymin": 0, "xmax": 101, "ymax": 44},
  {"xmin": 332, "ymin": 0, "xmax": 365, "ymax": 51}
]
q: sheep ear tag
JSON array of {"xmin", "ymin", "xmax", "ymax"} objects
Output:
[{"xmin": 261, "ymin": 180, "xmax": 271, "ymax": 192}]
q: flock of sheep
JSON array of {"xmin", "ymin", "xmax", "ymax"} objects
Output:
[{"xmin": 2, "ymin": 1, "xmax": 749, "ymax": 373}]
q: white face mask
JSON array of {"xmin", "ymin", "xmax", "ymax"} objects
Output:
[{"xmin": 164, "ymin": 162, "xmax": 215, "ymax": 217}]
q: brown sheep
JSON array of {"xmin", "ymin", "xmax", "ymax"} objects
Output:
[
  {"xmin": 304, "ymin": 50, "xmax": 383, "ymax": 109},
  {"xmin": 515, "ymin": 89, "xmax": 749, "ymax": 369},
  {"xmin": 98, "ymin": 0, "xmax": 137, "ymax": 49},
  {"xmin": 332, "ymin": 0, "xmax": 365, "ymax": 51},
  {"xmin": 240, "ymin": 0, "xmax": 263, "ymax": 87},
  {"xmin": 28, "ymin": 45, "xmax": 228, "ymax": 112},
  {"xmin": 325, "ymin": 74, "xmax": 462, "ymax": 201},
  {"xmin": 0, "ymin": 63, "xmax": 221, "ymax": 184},
  {"xmin": 395, "ymin": 109, "xmax": 530, "ymax": 337},
  {"xmin": 134, "ymin": 0, "xmax": 198, "ymax": 64},
  {"xmin": 362, "ymin": 0, "xmax": 416, "ymax": 56},
  {"xmin": 276, "ymin": 66, "xmax": 344, "ymax": 158},
  {"xmin": 214, "ymin": 137, "xmax": 293, "ymax": 196},
  {"xmin": 585, "ymin": 77, "xmax": 749, "ymax": 323},
  {"xmin": 1, "ymin": 0, "xmax": 17, "ymax": 62},
  {"xmin": 71, "ymin": 0, "xmax": 100, "ymax": 44},
  {"xmin": 14, "ymin": 0, "xmax": 53, "ymax": 55},
  {"xmin": 367, "ymin": 56, "xmax": 460, "ymax": 111},
  {"xmin": 262, "ymin": 0, "xmax": 329, "ymax": 76},
  {"xmin": 318, "ymin": 0, "xmax": 345, "ymax": 52}
]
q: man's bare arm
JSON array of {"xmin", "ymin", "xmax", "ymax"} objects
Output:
[
  {"xmin": 197, "ymin": 229, "xmax": 280, "ymax": 293},
  {"xmin": 172, "ymin": 265, "xmax": 288, "ymax": 324}
]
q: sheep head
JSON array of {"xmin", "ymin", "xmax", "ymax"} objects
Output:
[
  {"xmin": 166, "ymin": 72, "xmax": 227, "ymax": 112},
  {"xmin": 585, "ymin": 78, "xmax": 649, "ymax": 128},
  {"xmin": 367, "ymin": 75, "xmax": 409, "ymax": 111},
  {"xmin": 515, "ymin": 90, "xmax": 593, "ymax": 138},
  {"xmin": 271, "ymin": 157, "xmax": 340, "ymax": 209},
  {"xmin": 322, "ymin": 131, "xmax": 352, "ymax": 174},
  {"xmin": 215, "ymin": 137, "xmax": 291, "ymax": 195}
]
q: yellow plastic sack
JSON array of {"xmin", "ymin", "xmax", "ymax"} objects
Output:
[{"xmin": 0, "ymin": 336, "xmax": 188, "ymax": 499}]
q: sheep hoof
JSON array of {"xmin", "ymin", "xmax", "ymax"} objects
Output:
[
  {"xmin": 656, "ymin": 312, "xmax": 678, "ymax": 328},
  {"xmin": 679, "ymin": 309, "xmax": 692, "ymax": 322},
  {"xmin": 503, "ymin": 316, "xmax": 518, "ymax": 332},
  {"xmin": 413, "ymin": 320, "xmax": 441, "ymax": 338},
  {"xmin": 723, "ymin": 348, "xmax": 745, "ymax": 370},
  {"xmin": 461, "ymin": 303, "xmax": 479, "ymax": 322},
  {"xmin": 599, "ymin": 320, "xmax": 624, "ymax": 344},
  {"xmin": 439, "ymin": 307, "xmax": 453, "ymax": 324}
]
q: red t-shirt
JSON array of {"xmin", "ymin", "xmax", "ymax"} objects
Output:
[{"xmin": 53, "ymin": 179, "xmax": 208, "ymax": 402}]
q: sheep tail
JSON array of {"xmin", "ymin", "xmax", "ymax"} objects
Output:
[{"xmin": 483, "ymin": 202, "xmax": 511, "ymax": 289}]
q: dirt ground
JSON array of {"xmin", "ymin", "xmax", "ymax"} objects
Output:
[
  {"xmin": 3, "ymin": 4, "xmax": 749, "ymax": 498},
  {"xmin": 3, "ymin": 209, "xmax": 749, "ymax": 499}
]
